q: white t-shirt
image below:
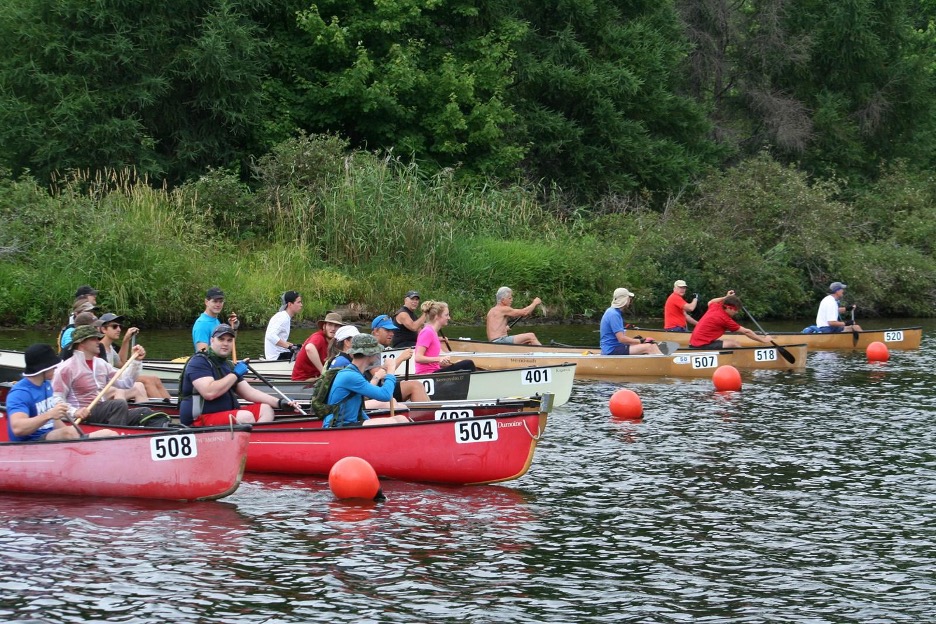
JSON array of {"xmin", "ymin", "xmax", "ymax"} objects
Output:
[
  {"xmin": 264, "ymin": 310, "xmax": 292, "ymax": 359},
  {"xmin": 816, "ymin": 295, "xmax": 841, "ymax": 327}
]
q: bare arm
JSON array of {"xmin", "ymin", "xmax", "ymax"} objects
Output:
[
  {"xmin": 191, "ymin": 372, "xmax": 240, "ymax": 401},
  {"xmin": 395, "ymin": 310, "xmax": 425, "ymax": 332},
  {"xmin": 739, "ymin": 326, "xmax": 773, "ymax": 344},
  {"xmin": 9, "ymin": 403, "xmax": 69, "ymax": 437},
  {"xmin": 304, "ymin": 343, "xmax": 325, "ymax": 375}
]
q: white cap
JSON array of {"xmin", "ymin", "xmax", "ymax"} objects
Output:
[{"xmin": 334, "ymin": 325, "xmax": 360, "ymax": 342}]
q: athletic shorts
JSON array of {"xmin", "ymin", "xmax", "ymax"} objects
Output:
[
  {"xmin": 606, "ymin": 344, "xmax": 632, "ymax": 355},
  {"xmin": 691, "ymin": 340, "xmax": 724, "ymax": 349},
  {"xmin": 194, "ymin": 402, "xmax": 264, "ymax": 427},
  {"xmin": 492, "ymin": 335, "xmax": 515, "ymax": 344},
  {"xmin": 817, "ymin": 326, "xmax": 844, "ymax": 334}
]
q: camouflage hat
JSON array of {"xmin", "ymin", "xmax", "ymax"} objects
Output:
[
  {"xmin": 348, "ymin": 333, "xmax": 382, "ymax": 356},
  {"xmin": 71, "ymin": 324, "xmax": 103, "ymax": 345}
]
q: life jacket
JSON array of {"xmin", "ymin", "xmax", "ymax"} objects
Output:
[{"xmin": 178, "ymin": 352, "xmax": 238, "ymax": 418}]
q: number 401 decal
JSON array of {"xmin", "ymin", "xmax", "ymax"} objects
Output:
[
  {"xmin": 150, "ymin": 434, "xmax": 198, "ymax": 461},
  {"xmin": 455, "ymin": 419, "xmax": 498, "ymax": 443}
]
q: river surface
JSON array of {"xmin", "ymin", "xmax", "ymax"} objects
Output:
[{"xmin": 1, "ymin": 320, "xmax": 934, "ymax": 622}]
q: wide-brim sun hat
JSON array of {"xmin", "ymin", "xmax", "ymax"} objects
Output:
[
  {"xmin": 23, "ymin": 344, "xmax": 61, "ymax": 376},
  {"xmin": 71, "ymin": 325, "xmax": 103, "ymax": 345},
  {"xmin": 317, "ymin": 312, "xmax": 347, "ymax": 329},
  {"xmin": 349, "ymin": 334, "xmax": 383, "ymax": 356}
]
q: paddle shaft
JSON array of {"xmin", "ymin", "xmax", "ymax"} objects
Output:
[
  {"xmin": 851, "ymin": 306, "xmax": 859, "ymax": 345},
  {"xmin": 246, "ymin": 363, "xmax": 308, "ymax": 415},
  {"xmin": 739, "ymin": 305, "xmax": 796, "ymax": 364},
  {"xmin": 77, "ymin": 352, "xmax": 140, "ymax": 424}
]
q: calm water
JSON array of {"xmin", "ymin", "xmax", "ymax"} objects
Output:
[{"xmin": 1, "ymin": 321, "xmax": 934, "ymax": 622}]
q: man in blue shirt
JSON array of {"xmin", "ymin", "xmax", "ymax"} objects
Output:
[
  {"xmin": 192, "ymin": 286, "xmax": 239, "ymax": 352},
  {"xmin": 323, "ymin": 334, "xmax": 410, "ymax": 427},
  {"xmin": 6, "ymin": 344, "xmax": 111, "ymax": 441},
  {"xmin": 599, "ymin": 288, "xmax": 663, "ymax": 355}
]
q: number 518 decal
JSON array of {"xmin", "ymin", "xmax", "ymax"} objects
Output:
[
  {"xmin": 150, "ymin": 434, "xmax": 198, "ymax": 461},
  {"xmin": 455, "ymin": 419, "xmax": 498, "ymax": 443}
]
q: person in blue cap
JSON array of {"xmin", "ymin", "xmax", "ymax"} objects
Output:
[
  {"xmin": 369, "ymin": 314, "xmax": 429, "ymax": 403},
  {"xmin": 816, "ymin": 282, "xmax": 863, "ymax": 333}
]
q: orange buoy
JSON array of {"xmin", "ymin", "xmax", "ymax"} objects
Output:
[
  {"xmin": 609, "ymin": 389, "xmax": 643, "ymax": 419},
  {"xmin": 866, "ymin": 341, "xmax": 889, "ymax": 362},
  {"xmin": 712, "ymin": 365, "xmax": 742, "ymax": 391},
  {"xmin": 328, "ymin": 456, "xmax": 381, "ymax": 500}
]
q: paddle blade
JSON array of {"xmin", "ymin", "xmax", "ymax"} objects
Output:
[
  {"xmin": 658, "ymin": 341, "xmax": 680, "ymax": 356},
  {"xmin": 772, "ymin": 342, "xmax": 796, "ymax": 364}
]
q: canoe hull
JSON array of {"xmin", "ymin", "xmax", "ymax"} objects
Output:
[
  {"xmin": 611, "ymin": 326, "xmax": 923, "ymax": 350},
  {"xmin": 0, "ymin": 428, "xmax": 249, "ymax": 501},
  {"xmin": 445, "ymin": 342, "xmax": 807, "ymax": 379}
]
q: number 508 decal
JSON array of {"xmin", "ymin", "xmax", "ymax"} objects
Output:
[
  {"xmin": 455, "ymin": 419, "xmax": 498, "ymax": 443},
  {"xmin": 150, "ymin": 434, "xmax": 198, "ymax": 461}
]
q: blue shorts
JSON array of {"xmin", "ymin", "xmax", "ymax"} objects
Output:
[
  {"xmin": 492, "ymin": 335, "xmax": 515, "ymax": 344},
  {"xmin": 817, "ymin": 326, "xmax": 844, "ymax": 334},
  {"xmin": 606, "ymin": 344, "xmax": 631, "ymax": 355}
]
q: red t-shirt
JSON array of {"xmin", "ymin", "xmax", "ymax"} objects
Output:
[
  {"xmin": 663, "ymin": 292, "xmax": 689, "ymax": 329},
  {"xmin": 690, "ymin": 305, "xmax": 741, "ymax": 346},
  {"xmin": 291, "ymin": 331, "xmax": 328, "ymax": 380}
]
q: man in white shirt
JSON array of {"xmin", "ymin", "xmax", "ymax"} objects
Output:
[
  {"xmin": 264, "ymin": 290, "xmax": 303, "ymax": 360},
  {"xmin": 816, "ymin": 282, "xmax": 863, "ymax": 333}
]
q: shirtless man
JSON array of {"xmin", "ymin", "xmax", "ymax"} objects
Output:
[{"xmin": 485, "ymin": 286, "xmax": 542, "ymax": 345}]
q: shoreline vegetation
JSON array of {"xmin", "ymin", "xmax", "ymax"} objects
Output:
[{"xmin": 2, "ymin": 134, "xmax": 935, "ymax": 330}]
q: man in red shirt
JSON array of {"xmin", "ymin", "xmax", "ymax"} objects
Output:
[
  {"xmin": 292, "ymin": 312, "xmax": 347, "ymax": 381},
  {"xmin": 689, "ymin": 291, "xmax": 774, "ymax": 348},
  {"xmin": 663, "ymin": 279, "xmax": 698, "ymax": 331}
]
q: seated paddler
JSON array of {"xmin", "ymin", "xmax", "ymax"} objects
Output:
[
  {"xmin": 322, "ymin": 334, "xmax": 410, "ymax": 428},
  {"xmin": 179, "ymin": 324, "xmax": 299, "ymax": 427}
]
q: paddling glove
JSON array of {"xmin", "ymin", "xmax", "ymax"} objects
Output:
[
  {"xmin": 278, "ymin": 398, "xmax": 291, "ymax": 410},
  {"xmin": 233, "ymin": 361, "xmax": 248, "ymax": 378}
]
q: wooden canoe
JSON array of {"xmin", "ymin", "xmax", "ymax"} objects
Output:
[
  {"xmin": 604, "ymin": 326, "xmax": 923, "ymax": 350},
  {"xmin": 0, "ymin": 426, "xmax": 250, "ymax": 501},
  {"xmin": 444, "ymin": 341, "xmax": 807, "ymax": 379},
  {"xmin": 78, "ymin": 412, "xmax": 549, "ymax": 486}
]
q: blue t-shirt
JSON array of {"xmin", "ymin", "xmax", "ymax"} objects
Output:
[
  {"xmin": 329, "ymin": 354, "xmax": 352, "ymax": 369},
  {"xmin": 323, "ymin": 364, "xmax": 396, "ymax": 427},
  {"xmin": 192, "ymin": 313, "xmax": 220, "ymax": 351},
  {"xmin": 6, "ymin": 377, "xmax": 57, "ymax": 442},
  {"xmin": 599, "ymin": 306, "xmax": 627, "ymax": 355},
  {"xmin": 179, "ymin": 354, "xmax": 238, "ymax": 426}
]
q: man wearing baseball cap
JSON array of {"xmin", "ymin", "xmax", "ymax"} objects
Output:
[
  {"xmin": 663, "ymin": 279, "xmax": 699, "ymax": 332},
  {"xmin": 816, "ymin": 282, "xmax": 863, "ymax": 333},
  {"xmin": 369, "ymin": 315, "xmax": 430, "ymax": 403},
  {"xmin": 392, "ymin": 291, "xmax": 427, "ymax": 348},
  {"xmin": 192, "ymin": 286, "xmax": 239, "ymax": 352},
  {"xmin": 264, "ymin": 290, "xmax": 303, "ymax": 360},
  {"xmin": 690, "ymin": 290, "xmax": 775, "ymax": 348},
  {"xmin": 600, "ymin": 288, "xmax": 663, "ymax": 355},
  {"xmin": 179, "ymin": 324, "xmax": 299, "ymax": 426}
]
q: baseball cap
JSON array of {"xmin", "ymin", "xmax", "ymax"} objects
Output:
[
  {"xmin": 279, "ymin": 290, "xmax": 300, "ymax": 311},
  {"xmin": 371, "ymin": 314, "xmax": 398, "ymax": 331},
  {"xmin": 405, "ymin": 290, "xmax": 420, "ymax": 299},
  {"xmin": 75, "ymin": 285, "xmax": 98, "ymax": 298},
  {"xmin": 206, "ymin": 286, "xmax": 225, "ymax": 300},
  {"xmin": 94, "ymin": 313, "xmax": 125, "ymax": 327},
  {"xmin": 829, "ymin": 282, "xmax": 847, "ymax": 293},
  {"xmin": 211, "ymin": 323, "xmax": 236, "ymax": 339},
  {"xmin": 674, "ymin": 280, "xmax": 688, "ymax": 288},
  {"xmin": 334, "ymin": 325, "xmax": 360, "ymax": 342}
]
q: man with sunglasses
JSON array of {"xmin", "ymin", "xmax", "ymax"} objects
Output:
[
  {"xmin": 97, "ymin": 313, "xmax": 171, "ymax": 401},
  {"xmin": 193, "ymin": 286, "xmax": 239, "ymax": 352},
  {"xmin": 689, "ymin": 290, "xmax": 774, "ymax": 349}
]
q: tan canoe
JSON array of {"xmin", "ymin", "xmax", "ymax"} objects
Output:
[
  {"xmin": 444, "ymin": 341, "xmax": 806, "ymax": 379},
  {"xmin": 617, "ymin": 326, "xmax": 922, "ymax": 350}
]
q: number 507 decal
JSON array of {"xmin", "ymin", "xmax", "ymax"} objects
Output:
[
  {"xmin": 691, "ymin": 355, "xmax": 718, "ymax": 369},
  {"xmin": 455, "ymin": 419, "xmax": 498, "ymax": 443},
  {"xmin": 150, "ymin": 434, "xmax": 198, "ymax": 461}
]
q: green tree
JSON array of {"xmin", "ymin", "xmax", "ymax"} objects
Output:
[
  {"xmin": 0, "ymin": 0, "xmax": 269, "ymax": 183},
  {"xmin": 509, "ymin": 0, "xmax": 720, "ymax": 201}
]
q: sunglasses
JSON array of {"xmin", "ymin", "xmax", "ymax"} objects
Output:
[{"xmin": 106, "ymin": 324, "xmax": 121, "ymax": 330}]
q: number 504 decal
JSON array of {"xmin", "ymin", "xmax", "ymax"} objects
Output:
[
  {"xmin": 150, "ymin": 434, "xmax": 198, "ymax": 461},
  {"xmin": 455, "ymin": 419, "xmax": 498, "ymax": 443}
]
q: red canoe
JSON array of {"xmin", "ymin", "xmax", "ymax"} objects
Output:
[
  {"xmin": 76, "ymin": 411, "xmax": 548, "ymax": 486},
  {"xmin": 0, "ymin": 426, "xmax": 251, "ymax": 501}
]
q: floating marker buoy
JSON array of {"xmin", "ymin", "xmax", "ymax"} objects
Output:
[
  {"xmin": 866, "ymin": 341, "xmax": 889, "ymax": 362},
  {"xmin": 328, "ymin": 456, "xmax": 380, "ymax": 500},
  {"xmin": 609, "ymin": 389, "xmax": 643, "ymax": 419},
  {"xmin": 712, "ymin": 365, "xmax": 742, "ymax": 391}
]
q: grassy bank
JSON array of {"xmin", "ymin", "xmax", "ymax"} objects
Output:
[{"xmin": 1, "ymin": 137, "xmax": 934, "ymax": 329}]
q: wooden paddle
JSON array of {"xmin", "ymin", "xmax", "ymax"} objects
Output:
[
  {"xmin": 739, "ymin": 305, "xmax": 796, "ymax": 364},
  {"xmin": 246, "ymin": 362, "xmax": 307, "ymax": 416},
  {"xmin": 76, "ymin": 351, "xmax": 140, "ymax": 424},
  {"xmin": 850, "ymin": 305, "xmax": 859, "ymax": 346}
]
